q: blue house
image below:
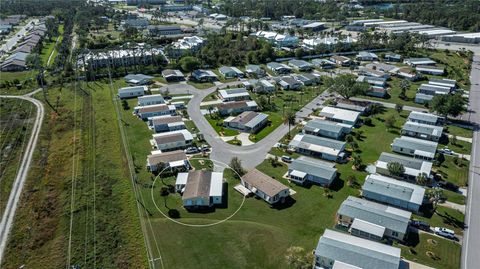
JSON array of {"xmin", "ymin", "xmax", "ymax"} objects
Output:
[{"xmin": 287, "ymin": 156, "xmax": 337, "ymax": 186}]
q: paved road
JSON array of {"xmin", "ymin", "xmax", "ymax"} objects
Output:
[
  {"xmin": 160, "ymin": 81, "xmax": 331, "ymax": 169},
  {"xmin": 0, "ymin": 19, "xmax": 37, "ymax": 54},
  {"xmin": 0, "ymin": 91, "xmax": 45, "ymax": 264},
  {"xmin": 461, "ymin": 54, "xmax": 480, "ymax": 269}
]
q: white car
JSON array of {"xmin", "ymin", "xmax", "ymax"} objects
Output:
[{"xmin": 434, "ymin": 227, "xmax": 456, "ymax": 239}]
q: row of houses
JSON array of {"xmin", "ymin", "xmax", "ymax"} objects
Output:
[
  {"xmin": 0, "ymin": 15, "xmax": 26, "ymax": 35},
  {"xmin": 415, "ymin": 78, "xmax": 457, "ymax": 104},
  {"xmin": 1, "ymin": 21, "xmax": 47, "ymax": 71},
  {"xmin": 78, "ymin": 46, "xmax": 166, "ymax": 69}
]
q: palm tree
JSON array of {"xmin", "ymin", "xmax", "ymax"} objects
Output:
[
  {"xmin": 416, "ymin": 172, "xmax": 429, "ymax": 186},
  {"xmin": 352, "ymin": 153, "xmax": 362, "ymax": 170},
  {"xmin": 284, "ymin": 111, "xmax": 296, "ymax": 136}
]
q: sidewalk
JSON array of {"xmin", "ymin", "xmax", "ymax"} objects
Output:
[{"xmin": 439, "ymin": 201, "xmax": 466, "ymax": 214}]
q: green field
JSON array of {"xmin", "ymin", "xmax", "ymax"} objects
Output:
[
  {"xmin": 0, "ymin": 99, "xmax": 35, "ymax": 215},
  {"xmin": 395, "ymin": 233, "xmax": 461, "ymax": 269},
  {"xmin": 2, "ymin": 81, "xmax": 148, "ymax": 268}
]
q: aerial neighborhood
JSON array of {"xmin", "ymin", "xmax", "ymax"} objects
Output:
[{"xmin": 0, "ymin": 0, "xmax": 479, "ymax": 269}]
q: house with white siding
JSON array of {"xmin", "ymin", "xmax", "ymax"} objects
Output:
[
  {"xmin": 175, "ymin": 171, "xmax": 223, "ymax": 208},
  {"xmin": 118, "ymin": 86, "xmax": 147, "ymax": 99},
  {"xmin": 223, "ymin": 111, "xmax": 268, "ymax": 133},
  {"xmin": 319, "ymin": 107, "xmax": 360, "ymax": 127},
  {"xmin": 138, "ymin": 94, "xmax": 165, "ymax": 106},
  {"xmin": 289, "ymin": 134, "xmax": 347, "ymax": 162},
  {"xmin": 134, "ymin": 104, "xmax": 176, "ymax": 120},
  {"xmin": 217, "ymin": 100, "xmax": 258, "ymax": 116},
  {"xmin": 391, "ymin": 136, "xmax": 438, "ymax": 160},
  {"xmin": 152, "ymin": 130, "xmax": 193, "ymax": 151},
  {"xmin": 147, "ymin": 115, "xmax": 185, "ymax": 133},
  {"xmin": 362, "ymin": 174, "xmax": 426, "ymax": 213},
  {"xmin": 407, "ymin": 111, "xmax": 441, "ymax": 126},
  {"xmin": 375, "ymin": 152, "xmax": 433, "ymax": 180},
  {"xmin": 240, "ymin": 169, "xmax": 290, "ymax": 204},
  {"xmin": 337, "ymin": 196, "xmax": 411, "ymax": 241},
  {"xmin": 218, "ymin": 88, "xmax": 250, "ymax": 102},
  {"xmin": 401, "ymin": 121, "xmax": 443, "ymax": 141},
  {"xmin": 314, "ymin": 229, "xmax": 401, "ymax": 269},
  {"xmin": 287, "ymin": 156, "xmax": 337, "ymax": 186},
  {"xmin": 303, "ymin": 119, "xmax": 351, "ymax": 140},
  {"xmin": 146, "ymin": 150, "xmax": 189, "ymax": 172}
]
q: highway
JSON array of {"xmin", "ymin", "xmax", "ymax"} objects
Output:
[
  {"xmin": 0, "ymin": 90, "xmax": 44, "ymax": 264},
  {"xmin": 461, "ymin": 53, "xmax": 480, "ymax": 269}
]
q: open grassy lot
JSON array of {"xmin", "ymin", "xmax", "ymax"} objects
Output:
[
  {"xmin": 433, "ymin": 155, "xmax": 469, "ymax": 187},
  {"xmin": 442, "ymin": 190, "xmax": 465, "ymax": 205},
  {"xmin": 0, "ymin": 99, "xmax": 35, "ymax": 215},
  {"xmin": 445, "ymin": 124, "xmax": 473, "ymax": 138},
  {"xmin": 395, "ymin": 233, "xmax": 461, "ymax": 269},
  {"xmin": 2, "ymin": 81, "xmax": 148, "ymax": 268}
]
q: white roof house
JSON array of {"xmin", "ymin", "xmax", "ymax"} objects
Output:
[
  {"xmin": 314, "ymin": 229, "xmax": 401, "ymax": 269},
  {"xmin": 375, "ymin": 152, "xmax": 433, "ymax": 179},
  {"xmin": 218, "ymin": 88, "xmax": 250, "ymax": 101},
  {"xmin": 319, "ymin": 107, "xmax": 361, "ymax": 126},
  {"xmin": 138, "ymin": 94, "xmax": 165, "ymax": 106},
  {"xmin": 175, "ymin": 171, "xmax": 223, "ymax": 207},
  {"xmin": 118, "ymin": 86, "xmax": 147, "ymax": 99}
]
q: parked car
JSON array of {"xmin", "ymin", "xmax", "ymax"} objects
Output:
[
  {"xmin": 438, "ymin": 180, "xmax": 460, "ymax": 192},
  {"xmin": 410, "ymin": 220, "xmax": 430, "ymax": 231},
  {"xmin": 200, "ymin": 144, "xmax": 210, "ymax": 152},
  {"xmin": 434, "ymin": 227, "xmax": 456, "ymax": 239},
  {"xmin": 185, "ymin": 147, "xmax": 200, "ymax": 154},
  {"xmin": 281, "ymin": 155, "xmax": 293, "ymax": 163},
  {"xmin": 439, "ymin": 147, "xmax": 454, "ymax": 155}
]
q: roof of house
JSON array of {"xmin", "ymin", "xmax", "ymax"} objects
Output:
[
  {"xmin": 428, "ymin": 78, "xmax": 456, "ymax": 88},
  {"xmin": 153, "ymin": 130, "xmax": 193, "ymax": 144},
  {"xmin": 241, "ymin": 169, "xmax": 289, "ymax": 197},
  {"xmin": 357, "ymin": 51, "xmax": 378, "ymax": 58},
  {"xmin": 147, "ymin": 150, "xmax": 187, "ymax": 166},
  {"xmin": 288, "ymin": 59, "xmax": 312, "ymax": 68},
  {"xmin": 289, "ymin": 156, "xmax": 337, "ymax": 180},
  {"xmin": 245, "ymin": 64, "xmax": 262, "ymax": 72},
  {"xmin": 227, "ymin": 111, "xmax": 268, "ymax": 128},
  {"xmin": 404, "ymin": 57, "xmax": 436, "ymax": 65},
  {"xmin": 330, "ymin": 55, "xmax": 351, "ymax": 62},
  {"xmin": 150, "ymin": 115, "xmax": 183, "ymax": 125},
  {"xmin": 415, "ymin": 93, "xmax": 434, "ymax": 102},
  {"xmin": 182, "ymin": 171, "xmax": 207, "ymax": 199},
  {"xmin": 267, "ymin": 62, "xmax": 291, "ymax": 70},
  {"xmin": 335, "ymin": 99, "xmax": 370, "ymax": 113},
  {"xmin": 5, "ymin": 52, "xmax": 29, "ymax": 62},
  {"xmin": 192, "ymin": 69, "xmax": 217, "ymax": 78},
  {"xmin": 148, "ymin": 25, "xmax": 181, "ymax": 31},
  {"xmin": 280, "ymin": 76, "xmax": 301, "ymax": 86},
  {"xmin": 391, "ymin": 136, "xmax": 438, "ymax": 158},
  {"xmin": 350, "ymin": 218, "xmax": 386, "ymax": 238},
  {"xmin": 363, "ymin": 174, "xmax": 425, "ymax": 206},
  {"xmin": 377, "ymin": 152, "xmax": 433, "ymax": 177},
  {"xmin": 138, "ymin": 94, "xmax": 164, "ymax": 102},
  {"xmin": 416, "ymin": 65, "xmax": 444, "ymax": 72},
  {"xmin": 338, "ymin": 196, "xmax": 411, "ymax": 234},
  {"xmin": 118, "ymin": 85, "xmax": 147, "ymax": 93},
  {"xmin": 407, "ymin": 111, "xmax": 440, "ymax": 125},
  {"xmin": 218, "ymin": 88, "xmax": 249, "ymax": 99},
  {"xmin": 402, "ymin": 121, "xmax": 443, "ymax": 137},
  {"xmin": 218, "ymin": 100, "xmax": 257, "ymax": 110},
  {"xmin": 315, "ymin": 229, "xmax": 401, "ymax": 269},
  {"xmin": 319, "ymin": 106, "xmax": 360, "ymax": 124},
  {"xmin": 289, "ymin": 134, "xmax": 346, "ymax": 156},
  {"xmin": 162, "ymin": 69, "xmax": 184, "ymax": 77},
  {"xmin": 138, "ymin": 104, "xmax": 173, "ymax": 113},
  {"xmin": 304, "ymin": 119, "xmax": 349, "ymax": 135},
  {"xmin": 125, "ymin": 73, "xmax": 153, "ymax": 83}
]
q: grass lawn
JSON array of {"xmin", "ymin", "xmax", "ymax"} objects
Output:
[
  {"xmin": 205, "ymin": 114, "xmax": 240, "ymax": 136},
  {"xmin": 433, "ymin": 156, "xmax": 469, "ymax": 187},
  {"xmin": 249, "ymin": 112, "xmax": 283, "ymax": 142},
  {"xmin": 0, "ymin": 70, "xmax": 35, "ymax": 83},
  {"xmin": 442, "ymin": 190, "xmax": 465, "ymax": 205},
  {"xmin": 3, "ymin": 80, "xmax": 148, "ymax": 268},
  {"xmin": 187, "ymin": 81, "xmax": 215, "ymax": 89},
  {"xmin": 0, "ymin": 99, "xmax": 35, "ymax": 214},
  {"xmin": 414, "ymin": 206, "xmax": 465, "ymax": 235},
  {"xmin": 361, "ymin": 76, "xmax": 425, "ymax": 108},
  {"xmin": 40, "ymin": 25, "xmax": 64, "ymax": 66},
  {"xmin": 445, "ymin": 124, "xmax": 473, "ymax": 138},
  {"xmin": 395, "ymin": 233, "xmax": 461, "ymax": 269}
]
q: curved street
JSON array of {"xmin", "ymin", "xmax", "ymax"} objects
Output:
[
  {"xmin": 160, "ymin": 80, "xmax": 331, "ymax": 169},
  {"xmin": 0, "ymin": 91, "xmax": 44, "ymax": 264}
]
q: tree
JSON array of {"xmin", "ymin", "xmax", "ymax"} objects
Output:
[
  {"xmin": 385, "ymin": 115, "xmax": 396, "ymax": 130},
  {"xmin": 427, "ymin": 187, "xmax": 444, "ymax": 211},
  {"xmin": 347, "ymin": 175, "xmax": 357, "ymax": 187},
  {"xmin": 345, "ymin": 134, "xmax": 354, "ymax": 143},
  {"xmin": 387, "ymin": 162, "xmax": 405, "ymax": 177},
  {"xmin": 429, "ymin": 93, "xmax": 467, "ymax": 119},
  {"xmin": 352, "ymin": 153, "xmax": 362, "ymax": 170},
  {"xmin": 416, "ymin": 172, "xmax": 429, "ymax": 186},
  {"xmin": 399, "ymin": 79, "xmax": 409, "ymax": 100},
  {"xmin": 26, "ymin": 53, "xmax": 41, "ymax": 69},
  {"xmin": 395, "ymin": 104, "xmax": 403, "ymax": 113},
  {"xmin": 121, "ymin": 100, "xmax": 130, "ymax": 110},
  {"xmin": 285, "ymin": 246, "xmax": 314, "ymax": 269},
  {"xmin": 324, "ymin": 74, "xmax": 369, "ymax": 99},
  {"xmin": 284, "ymin": 111, "xmax": 296, "ymax": 136},
  {"xmin": 451, "ymin": 135, "xmax": 457, "ymax": 145},
  {"xmin": 229, "ymin": 157, "xmax": 245, "ymax": 178},
  {"xmin": 179, "ymin": 56, "xmax": 201, "ymax": 74},
  {"xmin": 349, "ymin": 141, "xmax": 359, "ymax": 152}
]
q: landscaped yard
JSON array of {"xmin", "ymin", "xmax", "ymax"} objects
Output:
[
  {"xmin": 205, "ymin": 113, "xmax": 240, "ymax": 137},
  {"xmin": 433, "ymin": 155, "xmax": 469, "ymax": 187},
  {"xmin": 395, "ymin": 233, "xmax": 461, "ymax": 269},
  {"xmin": 445, "ymin": 124, "xmax": 473, "ymax": 138}
]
